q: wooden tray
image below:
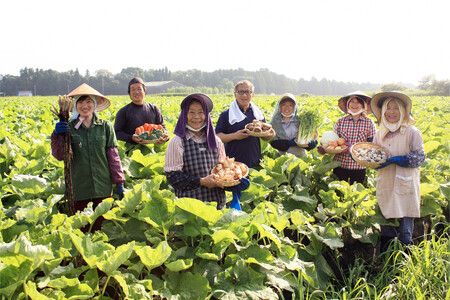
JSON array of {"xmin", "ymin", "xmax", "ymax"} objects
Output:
[
  {"xmin": 245, "ymin": 124, "xmax": 274, "ymax": 137},
  {"xmin": 296, "ymin": 131, "xmax": 319, "ymax": 147},
  {"xmin": 322, "ymin": 144, "xmax": 347, "ymax": 154},
  {"xmin": 212, "ymin": 162, "xmax": 249, "ymax": 187},
  {"xmin": 350, "ymin": 142, "xmax": 391, "ymax": 169}
]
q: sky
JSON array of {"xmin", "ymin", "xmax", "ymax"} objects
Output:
[{"xmin": 1, "ymin": 0, "xmax": 449, "ymax": 86}]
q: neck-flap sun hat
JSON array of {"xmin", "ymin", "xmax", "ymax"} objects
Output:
[
  {"xmin": 68, "ymin": 83, "xmax": 111, "ymax": 112},
  {"xmin": 338, "ymin": 91, "xmax": 372, "ymax": 115},
  {"xmin": 370, "ymin": 91, "xmax": 415, "ymax": 125}
]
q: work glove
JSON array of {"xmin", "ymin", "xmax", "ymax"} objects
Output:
[
  {"xmin": 288, "ymin": 137, "xmax": 297, "ymax": 147},
  {"xmin": 377, "ymin": 156, "xmax": 410, "ymax": 169},
  {"xmin": 54, "ymin": 121, "xmax": 70, "ymax": 135},
  {"xmin": 117, "ymin": 184, "xmax": 124, "ymax": 200},
  {"xmin": 229, "ymin": 178, "xmax": 250, "ymax": 211},
  {"xmin": 343, "ymin": 141, "xmax": 352, "ymax": 155},
  {"xmin": 305, "ymin": 140, "xmax": 318, "ymax": 151}
]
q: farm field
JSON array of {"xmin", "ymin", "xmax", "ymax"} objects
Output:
[{"xmin": 0, "ymin": 94, "xmax": 449, "ymax": 299}]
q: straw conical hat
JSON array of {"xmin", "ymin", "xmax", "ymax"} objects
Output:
[
  {"xmin": 370, "ymin": 91, "xmax": 415, "ymax": 125},
  {"xmin": 338, "ymin": 91, "xmax": 372, "ymax": 115},
  {"xmin": 68, "ymin": 83, "xmax": 111, "ymax": 112}
]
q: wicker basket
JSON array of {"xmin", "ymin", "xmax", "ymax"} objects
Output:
[
  {"xmin": 296, "ymin": 131, "xmax": 319, "ymax": 147},
  {"xmin": 139, "ymin": 131, "xmax": 169, "ymax": 144},
  {"xmin": 323, "ymin": 144, "xmax": 347, "ymax": 154},
  {"xmin": 245, "ymin": 123, "xmax": 274, "ymax": 137},
  {"xmin": 212, "ymin": 162, "xmax": 249, "ymax": 187},
  {"xmin": 350, "ymin": 142, "xmax": 391, "ymax": 169}
]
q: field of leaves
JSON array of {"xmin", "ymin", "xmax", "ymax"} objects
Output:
[{"xmin": 0, "ymin": 94, "xmax": 449, "ymax": 299}]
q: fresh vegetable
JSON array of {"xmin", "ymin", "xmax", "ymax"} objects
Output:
[
  {"xmin": 321, "ymin": 131, "xmax": 339, "ymax": 145},
  {"xmin": 353, "ymin": 146, "xmax": 388, "ymax": 163},
  {"xmin": 297, "ymin": 108, "xmax": 322, "ymax": 144},
  {"xmin": 135, "ymin": 124, "xmax": 165, "ymax": 140}
]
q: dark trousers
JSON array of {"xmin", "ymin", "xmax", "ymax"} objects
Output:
[{"xmin": 333, "ymin": 167, "xmax": 366, "ymax": 185}]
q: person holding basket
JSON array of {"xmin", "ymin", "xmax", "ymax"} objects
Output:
[
  {"xmin": 215, "ymin": 80, "xmax": 275, "ymax": 168},
  {"xmin": 317, "ymin": 91, "xmax": 376, "ymax": 184},
  {"xmin": 371, "ymin": 91, "xmax": 425, "ymax": 251},
  {"xmin": 164, "ymin": 93, "xmax": 249, "ymax": 210},
  {"xmin": 114, "ymin": 77, "xmax": 166, "ymax": 145}
]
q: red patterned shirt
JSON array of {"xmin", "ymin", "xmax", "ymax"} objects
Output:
[{"xmin": 334, "ymin": 115, "xmax": 376, "ymax": 170}]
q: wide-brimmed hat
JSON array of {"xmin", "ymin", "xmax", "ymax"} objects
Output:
[
  {"xmin": 370, "ymin": 91, "xmax": 415, "ymax": 124},
  {"xmin": 180, "ymin": 93, "xmax": 213, "ymax": 112},
  {"xmin": 338, "ymin": 91, "xmax": 372, "ymax": 114},
  {"xmin": 68, "ymin": 83, "xmax": 111, "ymax": 112}
]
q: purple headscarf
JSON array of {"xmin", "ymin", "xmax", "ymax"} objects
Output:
[{"xmin": 173, "ymin": 93, "xmax": 217, "ymax": 151}]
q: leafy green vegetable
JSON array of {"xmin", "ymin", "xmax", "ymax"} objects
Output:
[{"xmin": 297, "ymin": 108, "xmax": 322, "ymax": 144}]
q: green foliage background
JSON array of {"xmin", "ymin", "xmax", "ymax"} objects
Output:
[{"xmin": 0, "ymin": 94, "xmax": 448, "ymax": 299}]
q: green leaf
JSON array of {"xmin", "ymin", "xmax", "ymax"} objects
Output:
[
  {"xmin": 165, "ymin": 259, "xmax": 193, "ymax": 272},
  {"xmin": 24, "ymin": 281, "xmax": 50, "ymax": 300},
  {"xmin": 164, "ymin": 271, "xmax": 210, "ymax": 300},
  {"xmin": 313, "ymin": 161, "xmax": 341, "ymax": 175},
  {"xmin": 138, "ymin": 190, "xmax": 175, "ymax": 235},
  {"xmin": 136, "ymin": 241, "xmax": 172, "ymax": 271},
  {"xmin": 62, "ymin": 283, "xmax": 95, "ymax": 300},
  {"xmin": 423, "ymin": 140, "xmax": 440, "ymax": 153},
  {"xmin": 0, "ymin": 235, "xmax": 54, "ymax": 264},
  {"xmin": 211, "ymin": 229, "xmax": 239, "ymax": 244},
  {"xmin": 215, "ymin": 260, "xmax": 278, "ymax": 299},
  {"xmin": 68, "ymin": 232, "xmax": 114, "ymax": 268},
  {"xmin": 11, "ymin": 174, "xmax": 49, "ymax": 194},
  {"xmin": 175, "ymin": 198, "xmax": 223, "ymax": 225},
  {"xmin": 97, "ymin": 241, "xmax": 135, "ymax": 276},
  {"xmin": 46, "ymin": 276, "xmax": 79, "ymax": 288},
  {"xmin": 420, "ymin": 182, "xmax": 440, "ymax": 196}
]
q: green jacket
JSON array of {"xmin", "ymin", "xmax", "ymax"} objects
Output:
[{"xmin": 69, "ymin": 115, "xmax": 118, "ymax": 201}]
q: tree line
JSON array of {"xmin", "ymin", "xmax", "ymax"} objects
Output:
[{"xmin": 1, "ymin": 66, "xmax": 445, "ymax": 96}]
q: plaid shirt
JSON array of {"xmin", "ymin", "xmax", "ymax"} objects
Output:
[{"xmin": 334, "ymin": 115, "xmax": 376, "ymax": 170}]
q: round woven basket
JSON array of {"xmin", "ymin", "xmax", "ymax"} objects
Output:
[
  {"xmin": 350, "ymin": 142, "xmax": 391, "ymax": 169},
  {"xmin": 296, "ymin": 131, "xmax": 319, "ymax": 147},
  {"xmin": 212, "ymin": 162, "xmax": 249, "ymax": 187},
  {"xmin": 245, "ymin": 124, "xmax": 274, "ymax": 137},
  {"xmin": 323, "ymin": 144, "xmax": 347, "ymax": 154}
]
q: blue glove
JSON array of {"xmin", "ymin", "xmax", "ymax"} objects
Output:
[
  {"xmin": 305, "ymin": 140, "xmax": 318, "ymax": 151},
  {"xmin": 229, "ymin": 178, "xmax": 250, "ymax": 211},
  {"xmin": 230, "ymin": 193, "xmax": 242, "ymax": 210},
  {"xmin": 117, "ymin": 185, "xmax": 124, "ymax": 200},
  {"xmin": 377, "ymin": 156, "xmax": 410, "ymax": 169},
  {"xmin": 54, "ymin": 121, "xmax": 70, "ymax": 135},
  {"xmin": 288, "ymin": 138, "xmax": 297, "ymax": 147}
]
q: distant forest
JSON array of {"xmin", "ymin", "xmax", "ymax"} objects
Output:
[{"xmin": 1, "ymin": 67, "xmax": 387, "ymax": 96}]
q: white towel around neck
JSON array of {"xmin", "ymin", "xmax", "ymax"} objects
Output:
[{"xmin": 228, "ymin": 99, "xmax": 265, "ymax": 125}]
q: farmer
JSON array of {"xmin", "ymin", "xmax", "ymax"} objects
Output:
[
  {"xmin": 114, "ymin": 77, "xmax": 166, "ymax": 145},
  {"xmin": 164, "ymin": 93, "xmax": 249, "ymax": 210},
  {"xmin": 317, "ymin": 91, "xmax": 376, "ymax": 184},
  {"xmin": 51, "ymin": 83, "xmax": 125, "ymax": 231},
  {"xmin": 215, "ymin": 80, "xmax": 275, "ymax": 168},
  {"xmin": 372, "ymin": 91, "xmax": 425, "ymax": 251},
  {"xmin": 269, "ymin": 93, "xmax": 318, "ymax": 156}
]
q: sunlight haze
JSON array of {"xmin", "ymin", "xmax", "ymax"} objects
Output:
[{"xmin": 1, "ymin": 0, "xmax": 449, "ymax": 85}]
